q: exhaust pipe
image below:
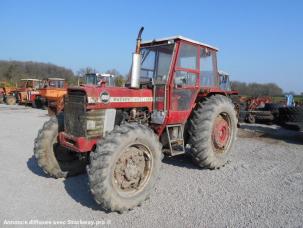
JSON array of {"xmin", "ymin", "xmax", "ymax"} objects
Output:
[{"xmin": 130, "ymin": 27, "xmax": 144, "ymax": 89}]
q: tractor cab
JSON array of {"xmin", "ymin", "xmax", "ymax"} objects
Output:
[
  {"xmin": 84, "ymin": 73, "xmax": 115, "ymax": 86},
  {"xmin": 35, "ymin": 78, "xmax": 68, "ymax": 114},
  {"xmin": 136, "ymin": 36, "xmax": 224, "ymax": 125},
  {"xmin": 17, "ymin": 79, "xmax": 42, "ymax": 105},
  {"xmin": 41, "ymin": 78, "xmax": 67, "ymax": 88},
  {"xmin": 84, "ymin": 73, "xmax": 98, "ymax": 85},
  {"xmin": 219, "ymin": 71, "xmax": 232, "ymax": 91},
  {"xmin": 18, "ymin": 79, "xmax": 42, "ymax": 90}
]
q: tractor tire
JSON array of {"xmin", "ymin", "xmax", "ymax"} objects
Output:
[
  {"xmin": 263, "ymin": 103, "xmax": 280, "ymax": 116},
  {"xmin": 188, "ymin": 95, "xmax": 237, "ymax": 169},
  {"xmin": 254, "ymin": 110, "xmax": 274, "ymax": 122},
  {"xmin": 245, "ymin": 113, "xmax": 256, "ymax": 124},
  {"xmin": 278, "ymin": 107, "xmax": 303, "ymax": 123},
  {"xmin": 6, "ymin": 95, "xmax": 16, "ymax": 105},
  {"xmin": 88, "ymin": 123, "xmax": 162, "ymax": 212},
  {"xmin": 34, "ymin": 114, "xmax": 87, "ymax": 178}
]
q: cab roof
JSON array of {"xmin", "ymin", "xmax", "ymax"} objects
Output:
[{"xmin": 141, "ymin": 35, "xmax": 218, "ymax": 51}]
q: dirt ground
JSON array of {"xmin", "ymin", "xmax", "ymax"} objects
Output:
[{"xmin": 1, "ymin": 104, "xmax": 303, "ymax": 227}]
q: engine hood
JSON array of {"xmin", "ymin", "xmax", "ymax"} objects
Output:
[{"xmin": 67, "ymin": 86, "xmax": 153, "ymax": 111}]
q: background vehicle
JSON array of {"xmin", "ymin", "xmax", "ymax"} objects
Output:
[
  {"xmin": 0, "ymin": 81, "xmax": 17, "ymax": 105},
  {"xmin": 35, "ymin": 78, "xmax": 67, "ymax": 115},
  {"xmin": 17, "ymin": 79, "xmax": 42, "ymax": 106},
  {"xmin": 84, "ymin": 73, "xmax": 115, "ymax": 86},
  {"xmin": 238, "ymin": 96, "xmax": 273, "ymax": 123},
  {"xmin": 219, "ymin": 71, "xmax": 236, "ymax": 93},
  {"xmin": 278, "ymin": 94, "xmax": 303, "ymax": 130},
  {"xmin": 0, "ymin": 81, "xmax": 9, "ymax": 103},
  {"xmin": 34, "ymin": 28, "xmax": 238, "ymax": 212}
]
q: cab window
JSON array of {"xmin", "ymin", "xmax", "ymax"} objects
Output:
[
  {"xmin": 177, "ymin": 44, "xmax": 198, "ymax": 69},
  {"xmin": 200, "ymin": 48, "xmax": 217, "ymax": 87}
]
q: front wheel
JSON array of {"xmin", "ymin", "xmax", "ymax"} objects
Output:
[
  {"xmin": 34, "ymin": 115, "xmax": 87, "ymax": 178},
  {"xmin": 6, "ymin": 95, "xmax": 16, "ymax": 105},
  {"xmin": 188, "ymin": 95, "xmax": 237, "ymax": 169},
  {"xmin": 88, "ymin": 123, "xmax": 162, "ymax": 212}
]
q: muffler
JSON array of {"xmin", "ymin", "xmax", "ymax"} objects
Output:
[{"xmin": 130, "ymin": 27, "xmax": 144, "ymax": 89}]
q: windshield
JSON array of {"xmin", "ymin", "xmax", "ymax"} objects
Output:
[
  {"xmin": 99, "ymin": 76, "xmax": 115, "ymax": 87},
  {"xmin": 42, "ymin": 80, "xmax": 65, "ymax": 88},
  {"xmin": 85, "ymin": 74, "xmax": 97, "ymax": 85},
  {"xmin": 140, "ymin": 44, "xmax": 174, "ymax": 83},
  {"xmin": 219, "ymin": 74, "xmax": 231, "ymax": 91},
  {"xmin": 49, "ymin": 80, "xmax": 64, "ymax": 88}
]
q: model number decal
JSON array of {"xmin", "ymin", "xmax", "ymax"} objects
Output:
[
  {"xmin": 88, "ymin": 96, "xmax": 153, "ymax": 104},
  {"xmin": 109, "ymin": 97, "xmax": 153, "ymax": 103}
]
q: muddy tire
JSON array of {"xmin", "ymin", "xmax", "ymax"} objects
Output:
[
  {"xmin": 88, "ymin": 123, "xmax": 162, "ymax": 212},
  {"xmin": 34, "ymin": 114, "xmax": 87, "ymax": 178},
  {"xmin": 6, "ymin": 95, "xmax": 16, "ymax": 105},
  {"xmin": 188, "ymin": 95, "xmax": 237, "ymax": 169}
]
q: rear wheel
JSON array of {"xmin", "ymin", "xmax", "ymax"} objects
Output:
[
  {"xmin": 188, "ymin": 95, "xmax": 237, "ymax": 169},
  {"xmin": 6, "ymin": 95, "xmax": 16, "ymax": 105},
  {"xmin": 34, "ymin": 114, "xmax": 87, "ymax": 178},
  {"xmin": 88, "ymin": 123, "xmax": 162, "ymax": 212}
]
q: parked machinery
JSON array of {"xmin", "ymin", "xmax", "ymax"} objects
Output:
[
  {"xmin": 238, "ymin": 96, "xmax": 274, "ymax": 123},
  {"xmin": 17, "ymin": 79, "xmax": 42, "ymax": 106},
  {"xmin": 0, "ymin": 81, "xmax": 17, "ymax": 105},
  {"xmin": 35, "ymin": 78, "xmax": 68, "ymax": 115},
  {"xmin": 278, "ymin": 95, "xmax": 303, "ymax": 130},
  {"xmin": 34, "ymin": 28, "xmax": 238, "ymax": 212},
  {"xmin": 0, "ymin": 81, "xmax": 8, "ymax": 103},
  {"xmin": 84, "ymin": 73, "xmax": 115, "ymax": 86}
]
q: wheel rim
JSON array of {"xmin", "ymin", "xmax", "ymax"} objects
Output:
[
  {"xmin": 113, "ymin": 144, "xmax": 153, "ymax": 196},
  {"xmin": 212, "ymin": 113, "xmax": 232, "ymax": 154}
]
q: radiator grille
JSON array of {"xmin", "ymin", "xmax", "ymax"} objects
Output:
[
  {"xmin": 64, "ymin": 91, "xmax": 86, "ymax": 137},
  {"xmin": 64, "ymin": 90, "xmax": 104, "ymax": 138}
]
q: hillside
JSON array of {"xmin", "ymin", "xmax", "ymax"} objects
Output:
[{"xmin": 0, "ymin": 60, "xmax": 76, "ymax": 84}]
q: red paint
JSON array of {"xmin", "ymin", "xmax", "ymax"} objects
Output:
[
  {"xmin": 60, "ymin": 37, "xmax": 236, "ymax": 152},
  {"xmin": 59, "ymin": 132, "xmax": 98, "ymax": 153},
  {"xmin": 69, "ymin": 86, "xmax": 153, "ymax": 112},
  {"xmin": 212, "ymin": 117, "xmax": 230, "ymax": 148}
]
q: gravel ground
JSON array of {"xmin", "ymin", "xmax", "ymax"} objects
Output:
[{"xmin": 1, "ymin": 104, "xmax": 303, "ymax": 228}]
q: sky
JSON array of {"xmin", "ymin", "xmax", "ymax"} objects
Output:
[{"xmin": 0, "ymin": 0, "xmax": 302, "ymax": 93}]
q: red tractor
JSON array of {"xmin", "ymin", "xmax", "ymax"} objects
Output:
[
  {"xmin": 34, "ymin": 28, "xmax": 238, "ymax": 212},
  {"xmin": 17, "ymin": 79, "xmax": 42, "ymax": 106}
]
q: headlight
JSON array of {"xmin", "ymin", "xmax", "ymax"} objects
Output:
[{"xmin": 87, "ymin": 120, "xmax": 96, "ymax": 130}]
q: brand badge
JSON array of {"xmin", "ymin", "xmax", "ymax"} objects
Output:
[{"xmin": 100, "ymin": 91, "xmax": 110, "ymax": 104}]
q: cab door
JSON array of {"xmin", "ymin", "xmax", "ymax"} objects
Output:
[{"xmin": 167, "ymin": 42, "xmax": 200, "ymax": 124}]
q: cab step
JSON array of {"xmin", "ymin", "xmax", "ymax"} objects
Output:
[{"xmin": 165, "ymin": 124, "xmax": 185, "ymax": 156}]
